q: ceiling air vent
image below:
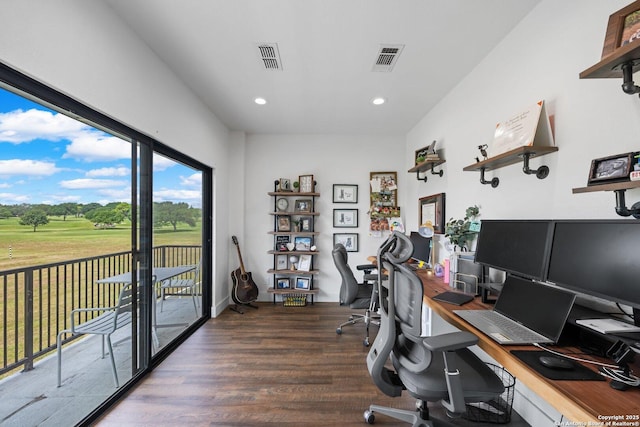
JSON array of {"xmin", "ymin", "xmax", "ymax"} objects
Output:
[
  {"xmin": 256, "ymin": 43, "xmax": 283, "ymax": 71},
  {"xmin": 372, "ymin": 44, "xmax": 404, "ymax": 72}
]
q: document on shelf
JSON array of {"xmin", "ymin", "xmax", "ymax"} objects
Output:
[{"xmin": 576, "ymin": 318, "xmax": 640, "ymax": 334}]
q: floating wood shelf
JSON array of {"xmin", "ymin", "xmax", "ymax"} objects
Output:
[
  {"xmin": 580, "ymin": 43, "xmax": 640, "ymax": 79},
  {"xmin": 407, "ymin": 159, "xmax": 446, "ymax": 182},
  {"xmin": 573, "ymin": 181, "xmax": 640, "ymax": 219},
  {"xmin": 463, "ymin": 146, "xmax": 558, "ymax": 188}
]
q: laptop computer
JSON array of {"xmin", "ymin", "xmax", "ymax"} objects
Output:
[{"xmin": 453, "ymin": 275, "xmax": 576, "ymax": 345}]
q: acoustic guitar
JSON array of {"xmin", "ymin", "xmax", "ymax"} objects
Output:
[{"xmin": 231, "ymin": 236, "xmax": 259, "ymax": 309}]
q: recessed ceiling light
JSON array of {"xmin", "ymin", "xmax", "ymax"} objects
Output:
[
  {"xmin": 372, "ymin": 97, "xmax": 386, "ymax": 105},
  {"xmin": 254, "ymin": 97, "xmax": 267, "ymax": 105}
]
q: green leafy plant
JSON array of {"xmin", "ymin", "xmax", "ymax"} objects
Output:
[{"xmin": 445, "ymin": 205, "xmax": 480, "ymax": 251}]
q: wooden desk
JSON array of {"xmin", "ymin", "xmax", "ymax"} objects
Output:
[{"xmin": 417, "ymin": 270, "xmax": 640, "ymax": 423}]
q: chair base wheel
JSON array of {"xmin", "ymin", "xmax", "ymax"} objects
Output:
[
  {"xmin": 363, "ymin": 337, "xmax": 370, "ymax": 347},
  {"xmin": 336, "ymin": 328, "xmax": 342, "ymax": 335},
  {"xmin": 364, "ymin": 410, "xmax": 375, "ymax": 424}
]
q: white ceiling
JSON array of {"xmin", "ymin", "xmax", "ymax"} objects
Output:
[{"xmin": 104, "ymin": 0, "xmax": 540, "ymax": 135}]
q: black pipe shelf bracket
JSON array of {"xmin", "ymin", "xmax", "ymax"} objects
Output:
[
  {"xmin": 572, "ymin": 181, "xmax": 640, "ymax": 220},
  {"xmin": 408, "ymin": 160, "xmax": 445, "ymax": 183},
  {"xmin": 479, "ymin": 168, "xmax": 500, "ymax": 188}
]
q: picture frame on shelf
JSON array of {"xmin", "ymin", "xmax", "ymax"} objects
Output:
[
  {"xmin": 276, "ymin": 278, "xmax": 291, "ymax": 289},
  {"xmin": 333, "ymin": 209, "xmax": 358, "ymax": 228},
  {"xmin": 277, "ymin": 215, "xmax": 291, "ymax": 232},
  {"xmin": 333, "ymin": 184, "xmax": 358, "ymax": 203},
  {"xmin": 587, "ymin": 152, "xmax": 634, "ymax": 185},
  {"xmin": 333, "ymin": 233, "xmax": 358, "ymax": 252},
  {"xmin": 299, "ymin": 174, "xmax": 314, "ymax": 193},
  {"xmin": 295, "ymin": 277, "xmax": 311, "ymax": 290},
  {"xmin": 278, "ymin": 178, "xmax": 292, "ymax": 192},
  {"xmin": 276, "ymin": 254, "xmax": 288, "ymax": 270},
  {"xmin": 297, "ymin": 254, "xmax": 312, "ymax": 272},
  {"xmin": 294, "ymin": 199, "xmax": 312, "ymax": 212},
  {"xmin": 414, "ymin": 141, "xmax": 438, "ymax": 164},
  {"xmin": 275, "ymin": 235, "xmax": 290, "ymax": 251},
  {"xmin": 294, "ymin": 236, "xmax": 312, "ymax": 251},
  {"xmin": 419, "ymin": 193, "xmax": 446, "ymax": 234},
  {"xmin": 601, "ymin": 1, "xmax": 640, "ymax": 57},
  {"xmin": 299, "ymin": 216, "xmax": 313, "ymax": 232}
]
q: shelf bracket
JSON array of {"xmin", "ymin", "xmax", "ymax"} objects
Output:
[
  {"xmin": 614, "ymin": 189, "xmax": 640, "ymax": 219},
  {"xmin": 621, "ymin": 61, "xmax": 640, "ymax": 96},
  {"xmin": 479, "ymin": 168, "xmax": 499, "ymax": 188},
  {"xmin": 521, "ymin": 153, "xmax": 550, "ymax": 179},
  {"xmin": 415, "ymin": 163, "xmax": 444, "ymax": 182}
]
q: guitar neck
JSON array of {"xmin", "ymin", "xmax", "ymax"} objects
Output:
[{"xmin": 235, "ymin": 244, "xmax": 247, "ymax": 275}]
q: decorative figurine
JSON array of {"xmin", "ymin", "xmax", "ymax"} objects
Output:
[{"xmin": 477, "ymin": 144, "xmax": 488, "ymax": 160}]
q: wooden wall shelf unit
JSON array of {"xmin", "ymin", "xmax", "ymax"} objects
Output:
[
  {"xmin": 267, "ymin": 181, "xmax": 320, "ymax": 305},
  {"xmin": 463, "ymin": 146, "xmax": 558, "ymax": 188},
  {"xmin": 407, "ymin": 159, "xmax": 446, "ymax": 182},
  {"xmin": 573, "ymin": 180, "xmax": 640, "ymax": 219}
]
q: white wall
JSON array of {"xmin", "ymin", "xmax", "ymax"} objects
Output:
[
  {"xmin": 0, "ymin": 0, "xmax": 234, "ymax": 315},
  {"xmin": 405, "ymin": 0, "xmax": 640, "ymax": 265},
  {"xmin": 244, "ymin": 133, "xmax": 404, "ymax": 302}
]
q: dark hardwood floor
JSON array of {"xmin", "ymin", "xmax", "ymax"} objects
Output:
[{"xmin": 96, "ymin": 302, "xmax": 528, "ymax": 426}]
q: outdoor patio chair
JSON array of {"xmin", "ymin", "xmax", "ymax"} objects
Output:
[
  {"xmin": 159, "ymin": 261, "xmax": 201, "ymax": 315},
  {"xmin": 57, "ymin": 283, "xmax": 133, "ymax": 388}
]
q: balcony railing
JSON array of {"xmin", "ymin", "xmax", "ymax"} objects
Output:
[{"xmin": 0, "ymin": 245, "xmax": 201, "ymax": 376}]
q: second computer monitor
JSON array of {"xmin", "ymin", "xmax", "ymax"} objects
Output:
[
  {"xmin": 474, "ymin": 220, "xmax": 553, "ymax": 280},
  {"xmin": 409, "ymin": 231, "xmax": 431, "ymax": 265}
]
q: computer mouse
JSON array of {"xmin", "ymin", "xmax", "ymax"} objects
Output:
[{"xmin": 538, "ymin": 355, "xmax": 574, "ymax": 370}]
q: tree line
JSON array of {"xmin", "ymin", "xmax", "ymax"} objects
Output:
[{"xmin": 0, "ymin": 202, "xmax": 200, "ymax": 232}]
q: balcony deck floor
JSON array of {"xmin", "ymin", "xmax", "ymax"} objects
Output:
[{"xmin": 0, "ymin": 295, "xmax": 199, "ymax": 427}]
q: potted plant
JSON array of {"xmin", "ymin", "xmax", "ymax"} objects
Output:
[
  {"xmin": 292, "ymin": 181, "xmax": 299, "ymax": 192},
  {"xmin": 445, "ymin": 205, "xmax": 480, "ymax": 252}
]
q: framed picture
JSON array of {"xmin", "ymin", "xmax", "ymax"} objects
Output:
[
  {"xmin": 276, "ymin": 278, "xmax": 291, "ymax": 289},
  {"xmin": 295, "ymin": 277, "xmax": 310, "ymax": 290},
  {"xmin": 299, "ymin": 174, "xmax": 314, "ymax": 193},
  {"xmin": 277, "ymin": 215, "xmax": 291, "ymax": 232},
  {"xmin": 333, "ymin": 184, "xmax": 358, "ymax": 203},
  {"xmin": 333, "ymin": 233, "xmax": 358, "ymax": 252},
  {"xmin": 587, "ymin": 152, "xmax": 634, "ymax": 185},
  {"xmin": 275, "ymin": 235, "xmax": 290, "ymax": 251},
  {"xmin": 370, "ymin": 171, "xmax": 398, "ymax": 209},
  {"xmin": 419, "ymin": 193, "xmax": 446, "ymax": 234},
  {"xmin": 601, "ymin": 1, "xmax": 640, "ymax": 57},
  {"xmin": 414, "ymin": 141, "xmax": 437, "ymax": 164},
  {"xmin": 276, "ymin": 254, "xmax": 288, "ymax": 270},
  {"xmin": 294, "ymin": 236, "xmax": 312, "ymax": 251},
  {"xmin": 294, "ymin": 199, "xmax": 312, "ymax": 212},
  {"xmin": 297, "ymin": 254, "xmax": 312, "ymax": 271},
  {"xmin": 278, "ymin": 178, "xmax": 292, "ymax": 192},
  {"xmin": 333, "ymin": 209, "xmax": 358, "ymax": 228},
  {"xmin": 299, "ymin": 216, "xmax": 313, "ymax": 232}
]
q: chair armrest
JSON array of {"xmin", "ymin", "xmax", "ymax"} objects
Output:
[
  {"xmin": 356, "ymin": 263, "xmax": 377, "ymax": 272},
  {"xmin": 422, "ymin": 331, "xmax": 478, "ymax": 352}
]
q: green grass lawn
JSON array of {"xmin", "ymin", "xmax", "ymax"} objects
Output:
[{"xmin": 0, "ymin": 216, "xmax": 201, "ymax": 271}]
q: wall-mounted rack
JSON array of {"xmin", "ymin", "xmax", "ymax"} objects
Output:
[
  {"xmin": 572, "ymin": 180, "xmax": 640, "ymax": 219},
  {"xmin": 463, "ymin": 146, "xmax": 558, "ymax": 188},
  {"xmin": 408, "ymin": 159, "xmax": 445, "ymax": 182}
]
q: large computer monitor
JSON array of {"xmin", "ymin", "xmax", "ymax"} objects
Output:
[
  {"xmin": 474, "ymin": 220, "xmax": 553, "ymax": 280},
  {"xmin": 409, "ymin": 231, "xmax": 431, "ymax": 265},
  {"xmin": 546, "ymin": 220, "xmax": 640, "ymax": 315}
]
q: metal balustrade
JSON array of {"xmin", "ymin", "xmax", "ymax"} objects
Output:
[{"xmin": 0, "ymin": 245, "xmax": 201, "ymax": 377}]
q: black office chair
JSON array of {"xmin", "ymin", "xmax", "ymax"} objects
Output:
[
  {"xmin": 364, "ymin": 232, "xmax": 505, "ymax": 426},
  {"xmin": 332, "ymin": 243, "xmax": 379, "ymax": 347}
]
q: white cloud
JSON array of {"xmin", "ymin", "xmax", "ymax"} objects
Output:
[
  {"xmin": 0, "ymin": 192, "xmax": 30, "ymax": 203},
  {"xmin": 153, "ymin": 189, "xmax": 201, "ymax": 202},
  {"xmin": 63, "ymin": 135, "xmax": 131, "ymax": 162},
  {"xmin": 97, "ymin": 187, "xmax": 131, "ymax": 202},
  {"xmin": 0, "ymin": 108, "xmax": 88, "ymax": 144},
  {"xmin": 0, "ymin": 183, "xmax": 10, "ymax": 188},
  {"xmin": 180, "ymin": 173, "xmax": 202, "ymax": 187},
  {"xmin": 0, "ymin": 159, "xmax": 59, "ymax": 176},
  {"xmin": 86, "ymin": 166, "xmax": 130, "ymax": 177},
  {"xmin": 59, "ymin": 178, "xmax": 126, "ymax": 189},
  {"xmin": 153, "ymin": 154, "xmax": 177, "ymax": 172},
  {"xmin": 50, "ymin": 194, "xmax": 82, "ymax": 202}
]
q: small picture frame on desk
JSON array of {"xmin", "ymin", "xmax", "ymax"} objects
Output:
[{"xmin": 587, "ymin": 152, "xmax": 634, "ymax": 185}]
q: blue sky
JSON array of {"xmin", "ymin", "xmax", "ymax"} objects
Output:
[{"xmin": 0, "ymin": 88, "xmax": 201, "ymax": 207}]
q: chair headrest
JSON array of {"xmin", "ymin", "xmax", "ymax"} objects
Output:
[{"xmin": 382, "ymin": 231, "xmax": 413, "ymax": 264}]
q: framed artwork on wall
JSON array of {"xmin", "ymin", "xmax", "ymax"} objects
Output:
[
  {"xmin": 419, "ymin": 193, "xmax": 446, "ymax": 234},
  {"xmin": 333, "ymin": 209, "xmax": 358, "ymax": 228},
  {"xmin": 333, "ymin": 233, "xmax": 358, "ymax": 252},
  {"xmin": 333, "ymin": 184, "xmax": 358, "ymax": 203}
]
